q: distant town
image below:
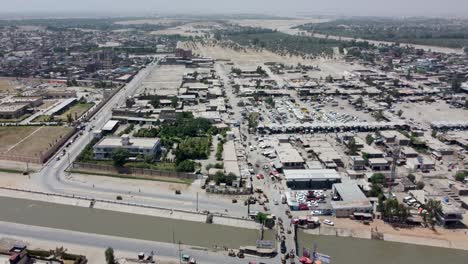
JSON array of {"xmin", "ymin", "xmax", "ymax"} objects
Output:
[{"xmin": 0, "ymin": 15, "xmax": 467, "ymax": 264}]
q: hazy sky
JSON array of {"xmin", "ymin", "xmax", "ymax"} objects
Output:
[{"xmin": 1, "ymin": 0, "xmax": 467, "ymax": 18}]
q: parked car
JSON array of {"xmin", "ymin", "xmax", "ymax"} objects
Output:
[{"xmin": 323, "ymin": 219, "xmax": 334, "ymax": 226}]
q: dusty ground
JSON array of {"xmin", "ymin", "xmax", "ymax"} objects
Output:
[
  {"xmin": 137, "ymin": 65, "xmax": 185, "ymax": 96},
  {"xmin": 0, "ymin": 78, "xmax": 18, "ymax": 92},
  {"xmin": 182, "ymin": 41, "xmax": 364, "ymax": 78},
  {"xmin": 228, "ymin": 18, "xmax": 329, "ymax": 32},
  {"xmin": 306, "ymin": 217, "xmax": 468, "ymax": 250},
  {"xmin": 395, "ymin": 101, "xmax": 468, "ymax": 126},
  {"xmin": 0, "ymin": 126, "xmax": 73, "ymax": 157}
]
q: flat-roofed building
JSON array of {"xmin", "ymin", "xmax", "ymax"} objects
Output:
[
  {"xmin": 284, "ymin": 169, "xmax": 341, "ymax": 189},
  {"xmin": 276, "ymin": 143, "xmax": 305, "ymax": 169},
  {"xmin": 368, "ymin": 158, "xmax": 391, "ymax": 171},
  {"xmin": 331, "ymin": 182, "xmax": 373, "ymax": 217},
  {"xmin": 0, "ymin": 103, "xmax": 29, "ymax": 119},
  {"xmin": 380, "ymin": 130, "xmax": 410, "ymax": 146},
  {"xmin": 223, "ymin": 140, "xmax": 240, "ymax": 178},
  {"xmin": 93, "ymin": 134, "xmax": 161, "ymax": 160},
  {"xmin": 361, "ymin": 145, "xmax": 385, "ymax": 159},
  {"xmin": 102, "ymin": 120, "xmax": 119, "ymax": 133},
  {"xmin": 349, "ymin": 156, "xmax": 366, "ymax": 170},
  {"xmin": 400, "ymin": 146, "xmax": 419, "ymax": 158},
  {"xmin": 8, "ymin": 96, "xmax": 43, "ymax": 107},
  {"xmin": 43, "ymin": 89, "xmax": 77, "ymax": 99}
]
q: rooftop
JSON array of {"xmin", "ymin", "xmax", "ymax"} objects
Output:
[
  {"xmin": 95, "ymin": 136, "xmax": 160, "ymax": 149},
  {"xmin": 275, "ymin": 143, "xmax": 304, "ymax": 164},
  {"xmin": 284, "ymin": 169, "xmax": 341, "ymax": 181},
  {"xmin": 333, "ymin": 182, "xmax": 368, "ymax": 202},
  {"xmin": 102, "ymin": 120, "xmax": 119, "ymax": 131}
]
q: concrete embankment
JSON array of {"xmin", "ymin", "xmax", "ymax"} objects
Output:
[
  {"xmin": 0, "ymin": 194, "xmax": 274, "ymax": 250},
  {"xmin": 0, "ymin": 187, "xmax": 258, "ymax": 230},
  {"xmin": 302, "ymin": 225, "xmax": 468, "ymax": 250}
]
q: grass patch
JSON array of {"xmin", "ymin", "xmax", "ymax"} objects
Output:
[
  {"xmin": 0, "ymin": 167, "xmax": 30, "ymax": 174},
  {"xmin": 1, "ymin": 126, "xmax": 73, "ymax": 157},
  {"xmin": 57, "ymin": 102, "xmax": 94, "ymax": 121},
  {"xmin": 70, "ymin": 169, "xmax": 193, "ymax": 184},
  {"xmin": 127, "ymin": 161, "xmax": 176, "ymax": 172}
]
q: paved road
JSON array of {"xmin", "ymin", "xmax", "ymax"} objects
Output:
[
  {"xmin": 0, "ymin": 221, "xmax": 274, "ymax": 264},
  {"xmin": 26, "ymin": 59, "xmax": 247, "ymax": 217}
]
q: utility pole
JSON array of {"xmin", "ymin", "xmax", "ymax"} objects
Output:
[
  {"xmin": 196, "ymin": 192, "xmax": 199, "ymax": 211},
  {"xmin": 389, "ymin": 145, "xmax": 400, "ymax": 197},
  {"xmin": 178, "ymin": 241, "xmax": 182, "ymax": 264}
]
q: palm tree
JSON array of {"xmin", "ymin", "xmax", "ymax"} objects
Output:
[{"xmin": 425, "ymin": 199, "xmax": 442, "ymax": 229}]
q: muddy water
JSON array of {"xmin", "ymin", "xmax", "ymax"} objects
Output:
[
  {"xmin": 0, "ymin": 196, "xmax": 273, "ymax": 249},
  {"xmin": 298, "ymin": 231, "xmax": 468, "ymax": 264}
]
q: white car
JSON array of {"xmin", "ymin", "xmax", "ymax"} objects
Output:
[
  {"xmin": 273, "ymin": 199, "xmax": 279, "ymax": 205},
  {"xmin": 323, "ymin": 219, "xmax": 334, "ymax": 226}
]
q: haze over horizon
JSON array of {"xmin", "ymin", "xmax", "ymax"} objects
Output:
[{"xmin": 1, "ymin": 0, "xmax": 467, "ymax": 19}]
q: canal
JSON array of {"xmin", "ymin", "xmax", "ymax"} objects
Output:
[
  {"xmin": 0, "ymin": 196, "xmax": 273, "ymax": 249},
  {"xmin": 298, "ymin": 231, "xmax": 468, "ymax": 264}
]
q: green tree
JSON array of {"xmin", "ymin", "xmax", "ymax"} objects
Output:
[
  {"xmin": 397, "ymin": 109, "xmax": 403, "ymax": 117},
  {"xmin": 255, "ymin": 66, "xmax": 266, "ymax": 75},
  {"xmin": 431, "ymin": 130, "xmax": 437, "ymax": 138},
  {"xmin": 407, "ymin": 174, "xmax": 416, "ymax": 183},
  {"xmin": 256, "ymin": 212, "xmax": 268, "ymax": 223},
  {"xmin": 356, "ymin": 97, "xmax": 364, "ymax": 106},
  {"xmin": 66, "ymin": 113, "xmax": 74, "ymax": 124},
  {"xmin": 265, "ymin": 97, "xmax": 275, "ymax": 107},
  {"xmin": 347, "ymin": 138, "xmax": 359, "ymax": 155},
  {"xmin": 451, "ymin": 77, "xmax": 462, "ymax": 93},
  {"xmin": 105, "ymin": 247, "xmax": 115, "ymax": 264},
  {"xmin": 424, "ymin": 199, "xmax": 442, "ymax": 228},
  {"xmin": 171, "ymin": 96, "xmax": 178, "ymax": 108},
  {"xmin": 176, "ymin": 160, "xmax": 196, "ymax": 172},
  {"xmin": 455, "ymin": 171, "xmax": 467, "ymax": 182},
  {"xmin": 374, "ymin": 110, "xmax": 385, "ymax": 121},
  {"xmin": 369, "ymin": 183, "xmax": 383, "ymax": 197},
  {"xmin": 384, "ymin": 95, "xmax": 393, "ymax": 107},
  {"xmin": 150, "ymin": 95, "xmax": 160, "ymax": 108},
  {"xmin": 370, "ymin": 173, "xmax": 386, "ymax": 185},
  {"xmin": 416, "ymin": 181, "xmax": 425, "ymax": 190},
  {"xmin": 366, "ymin": 134, "xmax": 374, "ymax": 145},
  {"xmin": 112, "ymin": 148, "xmax": 130, "ymax": 167}
]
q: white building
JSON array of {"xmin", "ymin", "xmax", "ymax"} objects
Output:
[{"xmin": 93, "ymin": 135, "xmax": 161, "ymax": 160}]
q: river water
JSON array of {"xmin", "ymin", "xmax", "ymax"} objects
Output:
[
  {"xmin": 0, "ymin": 196, "xmax": 273, "ymax": 249},
  {"xmin": 298, "ymin": 231, "xmax": 468, "ymax": 264},
  {"xmin": 2, "ymin": 196, "xmax": 467, "ymax": 264}
]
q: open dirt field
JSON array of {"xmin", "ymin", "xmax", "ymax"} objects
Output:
[
  {"xmin": 0, "ymin": 78, "xmax": 19, "ymax": 92},
  {"xmin": 228, "ymin": 18, "xmax": 329, "ymax": 31},
  {"xmin": 0, "ymin": 126, "xmax": 72, "ymax": 157},
  {"xmin": 138, "ymin": 65, "xmax": 185, "ymax": 96},
  {"xmin": 395, "ymin": 101, "xmax": 468, "ymax": 126},
  {"xmin": 182, "ymin": 41, "xmax": 364, "ymax": 77}
]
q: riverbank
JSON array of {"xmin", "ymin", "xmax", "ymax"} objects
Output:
[
  {"xmin": 0, "ymin": 196, "xmax": 274, "ymax": 250},
  {"xmin": 0, "ymin": 187, "xmax": 258, "ymax": 230},
  {"xmin": 297, "ymin": 231, "xmax": 468, "ymax": 264},
  {"xmin": 303, "ymin": 217, "xmax": 468, "ymax": 251}
]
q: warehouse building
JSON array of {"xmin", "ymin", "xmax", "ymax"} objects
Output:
[
  {"xmin": 331, "ymin": 182, "xmax": 373, "ymax": 218},
  {"xmin": 284, "ymin": 169, "xmax": 341, "ymax": 189}
]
